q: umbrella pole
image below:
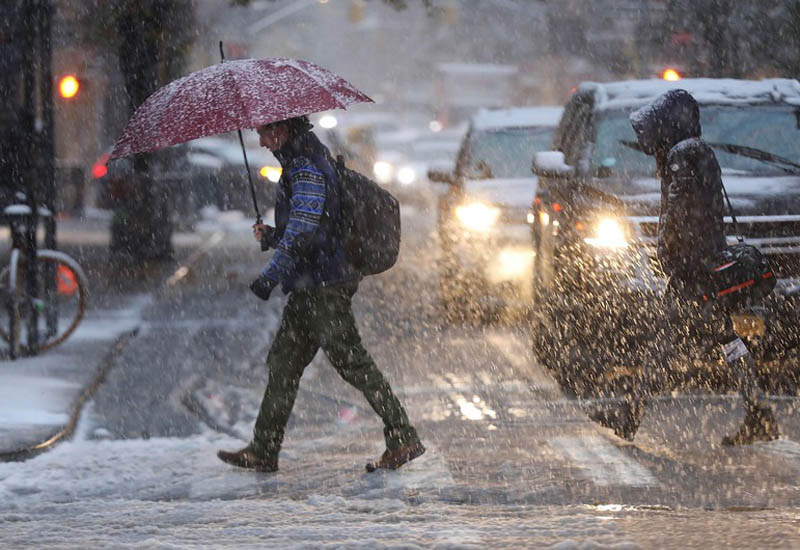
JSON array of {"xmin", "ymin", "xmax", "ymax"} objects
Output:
[{"xmin": 220, "ymin": 41, "xmax": 262, "ymax": 225}]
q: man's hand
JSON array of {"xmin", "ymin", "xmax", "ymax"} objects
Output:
[
  {"xmin": 253, "ymin": 223, "xmax": 269, "ymax": 242},
  {"xmin": 249, "ymin": 274, "xmax": 275, "ymax": 301},
  {"xmin": 253, "ymin": 223, "xmax": 275, "ymax": 251}
]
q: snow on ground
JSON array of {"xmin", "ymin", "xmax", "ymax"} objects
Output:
[
  {"xmin": 0, "ymin": 422, "xmax": 637, "ymax": 550},
  {"xmin": 1, "ymin": 410, "xmax": 799, "ymax": 549}
]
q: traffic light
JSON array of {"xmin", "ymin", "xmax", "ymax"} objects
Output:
[
  {"xmin": 58, "ymin": 74, "xmax": 80, "ymax": 99},
  {"xmin": 349, "ymin": 0, "xmax": 364, "ymax": 22}
]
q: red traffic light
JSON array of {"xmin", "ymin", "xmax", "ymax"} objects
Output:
[
  {"xmin": 58, "ymin": 74, "xmax": 80, "ymax": 99},
  {"xmin": 91, "ymin": 153, "xmax": 110, "ymax": 179}
]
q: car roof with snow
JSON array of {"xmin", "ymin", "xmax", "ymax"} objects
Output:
[
  {"xmin": 188, "ymin": 135, "xmax": 277, "ymax": 166},
  {"xmin": 580, "ymin": 78, "xmax": 800, "ymax": 111},
  {"xmin": 470, "ymin": 106, "xmax": 564, "ymax": 132}
]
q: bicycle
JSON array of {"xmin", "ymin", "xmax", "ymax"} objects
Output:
[{"xmin": 0, "ymin": 201, "xmax": 88, "ymax": 358}]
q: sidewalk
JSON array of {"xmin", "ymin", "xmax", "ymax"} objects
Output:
[{"xmin": 0, "ymin": 211, "xmax": 237, "ymax": 460}]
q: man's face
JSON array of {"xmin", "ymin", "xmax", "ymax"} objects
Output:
[{"xmin": 257, "ymin": 123, "xmax": 289, "ymax": 151}]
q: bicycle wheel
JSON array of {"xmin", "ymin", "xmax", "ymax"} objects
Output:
[
  {"xmin": 0, "ymin": 249, "xmax": 88, "ymax": 354},
  {"xmin": 0, "ymin": 248, "xmax": 23, "ymax": 358}
]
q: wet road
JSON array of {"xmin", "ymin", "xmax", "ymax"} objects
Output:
[{"xmin": 17, "ymin": 204, "xmax": 800, "ymax": 547}]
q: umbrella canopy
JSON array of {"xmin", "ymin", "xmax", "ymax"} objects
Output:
[{"xmin": 109, "ymin": 57, "xmax": 372, "ymax": 160}]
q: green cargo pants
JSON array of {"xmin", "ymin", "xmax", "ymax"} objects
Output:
[{"xmin": 251, "ymin": 282, "xmax": 419, "ymax": 457}]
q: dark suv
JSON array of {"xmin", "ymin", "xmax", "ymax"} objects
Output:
[{"xmin": 530, "ymin": 78, "xmax": 800, "ymax": 395}]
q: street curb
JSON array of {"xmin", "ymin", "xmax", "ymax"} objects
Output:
[
  {"xmin": 0, "ymin": 328, "xmax": 139, "ymax": 462},
  {"xmin": 0, "ymin": 228, "xmax": 227, "ymax": 462}
]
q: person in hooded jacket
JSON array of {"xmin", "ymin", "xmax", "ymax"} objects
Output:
[
  {"xmin": 590, "ymin": 89, "xmax": 780, "ymax": 445},
  {"xmin": 217, "ymin": 116, "xmax": 424, "ymax": 472}
]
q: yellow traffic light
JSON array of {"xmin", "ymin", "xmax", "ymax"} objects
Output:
[{"xmin": 58, "ymin": 74, "xmax": 80, "ymax": 99}]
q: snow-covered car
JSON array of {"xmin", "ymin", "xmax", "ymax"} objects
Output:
[
  {"xmin": 316, "ymin": 110, "xmax": 426, "ymax": 178},
  {"xmin": 530, "ymin": 78, "xmax": 800, "ymax": 395},
  {"xmin": 430, "ymin": 105, "xmax": 563, "ymax": 315},
  {"xmin": 371, "ymin": 129, "xmax": 462, "ymax": 206}
]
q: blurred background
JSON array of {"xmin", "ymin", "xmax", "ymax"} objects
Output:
[{"xmin": 3, "ymin": 0, "xmax": 800, "ymax": 258}]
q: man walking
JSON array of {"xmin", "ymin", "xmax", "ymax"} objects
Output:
[
  {"xmin": 591, "ymin": 89, "xmax": 780, "ymax": 445},
  {"xmin": 217, "ymin": 116, "xmax": 424, "ymax": 472}
]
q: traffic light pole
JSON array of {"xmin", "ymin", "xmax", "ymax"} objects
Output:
[
  {"xmin": 17, "ymin": 0, "xmax": 57, "ymax": 355},
  {"xmin": 21, "ymin": 0, "xmax": 40, "ymax": 354},
  {"xmin": 38, "ymin": 0, "xmax": 58, "ymax": 341}
]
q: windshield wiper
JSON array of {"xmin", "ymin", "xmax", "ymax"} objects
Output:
[
  {"xmin": 619, "ymin": 139, "xmax": 644, "ymax": 152},
  {"xmin": 620, "ymin": 139, "xmax": 800, "ymax": 175},
  {"xmin": 707, "ymin": 143, "xmax": 800, "ymax": 175}
]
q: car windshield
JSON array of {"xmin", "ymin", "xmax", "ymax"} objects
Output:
[
  {"xmin": 461, "ymin": 127, "xmax": 554, "ymax": 179},
  {"xmin": 591, "ymin": 105, "xmax": 800, "ymax": 183}
]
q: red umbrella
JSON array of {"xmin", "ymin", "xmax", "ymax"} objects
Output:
[{"xmin": 110, "ymin": 57, "xmax": 372, "ymax": 160}]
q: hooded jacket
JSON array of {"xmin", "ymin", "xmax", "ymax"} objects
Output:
[
  {"xmin": 260, "ymin": 127, "xmax": 358, "ymax": 293},
  {"xmin": 630, "ymin": 89, "xmax": 727, "ymax": 294}
]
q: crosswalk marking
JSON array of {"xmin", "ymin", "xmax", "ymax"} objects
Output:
[
  {"xmin": 486, "ymin": 331, "xmax": 560, "ymax": 394},
  {"xmin": 755, "ymin": 438, "xmax": 800, "ymax": 473},
  {"xmin": 550, "ymin": 435, "xmax": 659, "ymax": 487}
]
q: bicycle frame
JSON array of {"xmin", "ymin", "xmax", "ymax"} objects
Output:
[{"xmin": 3, "ymin": 205, "xmax": 55, "ymax": 355}]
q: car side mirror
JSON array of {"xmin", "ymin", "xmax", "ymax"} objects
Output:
[
  {"xmin": 427, "ymin": 167, "xmax": 455, "ymax": 185},
  {"xmin": 532, "ymin": 151, "xmax": 575, "ymax": 178}
]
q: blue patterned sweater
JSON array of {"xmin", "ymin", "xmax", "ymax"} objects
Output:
[{"xmin": 260, "ymin": 131, "xmax": 357, "ymax": 293}]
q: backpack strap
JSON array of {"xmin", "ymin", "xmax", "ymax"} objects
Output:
[{"xmin": 719, "ymin": 179, "xmax": 744, "ymax": 243}]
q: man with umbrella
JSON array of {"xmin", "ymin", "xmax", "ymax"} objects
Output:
[
  {"xmin": 217, "ymin": 115, "xmax": 425, "ymax": 472},
  {"xmin": 110, "ymin": 56, "xmax": 424, "ymax": 472}
]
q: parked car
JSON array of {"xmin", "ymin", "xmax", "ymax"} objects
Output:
[
  {"xmin": 530, "ymin": 78, "xmax": 800, "ymax": 396},
  {"xmin": 91, "ymin": 135, "xmax": 280, "ymax": 218},
  {"xmin": 429, "ymin": 105, "xmax": 563, "ymax": 316},
  {"xmin": 186, "ymin": 135, "xmax": 280, "ymax": 212}
]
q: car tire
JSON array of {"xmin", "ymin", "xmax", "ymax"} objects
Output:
[
  {"xmin": 531, "ymin": 259, "xmax": 620, "ymax": 398},
  {"xmin": 439, "ymin": 262, "xmax": 469, "ymax": 322}
]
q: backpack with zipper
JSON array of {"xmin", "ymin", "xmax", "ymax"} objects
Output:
[{"xmin": 333, "ymin": 155, "xmax": 401, "ymax": 276}]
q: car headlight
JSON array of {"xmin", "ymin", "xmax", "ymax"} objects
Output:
[
  {"xmin": 318, "ymin": 114, "xmax": 338, "ymax": 129},
  {"xmin": 259, "ymin": 165, "xmax": 282, "ymax": 183},
  {"xmin": 373, "ymin": 161, "xmax": 393, "ymax": 184},
  {"xmin": 397, "ymin": 166, "xmax": 416, "ymax": 185},
  {"xmin": 583, "ymin": 217, "xmax": 628, "ymax": 249},
  {"xmin": 455, "ymin": 202, "xmax": 501, "ymax": 232}
]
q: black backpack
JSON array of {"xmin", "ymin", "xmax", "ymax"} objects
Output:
[{"xmin": 334, "ymin": 155, "xmax": 401, "ymax": 276}]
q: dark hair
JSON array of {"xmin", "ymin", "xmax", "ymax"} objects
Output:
[
  {"xmin": 284, "ymin": 115, "xmax": 313, "ymax": 136},
  {"xmin": 261, "ymin": 115, "xmax": 313, "ymax": 137}
]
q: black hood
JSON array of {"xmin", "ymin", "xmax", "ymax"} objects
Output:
[{"xmin": 629, "ymin": 89, "xmax": 701, "ymax": 155}]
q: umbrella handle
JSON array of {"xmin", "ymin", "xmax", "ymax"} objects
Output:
[
  {"xmin": 220, "ymin": 41, "xmax": 262, "ymax": 224},
  {"xmin": 237, "ymin": 128, "xmax": 262, "ymax": 223}
]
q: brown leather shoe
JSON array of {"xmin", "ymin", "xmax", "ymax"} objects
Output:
[
  {"xmin": 217, "ymin": 446, "xmax": 278, "ymax": 472},
  {"xmin": 365, "ymin": 441, "xmax": 425, "ymax": 472},
  {"xmin": 588, "ymin": 401, "xmax": 642, "ymax": 442}
]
